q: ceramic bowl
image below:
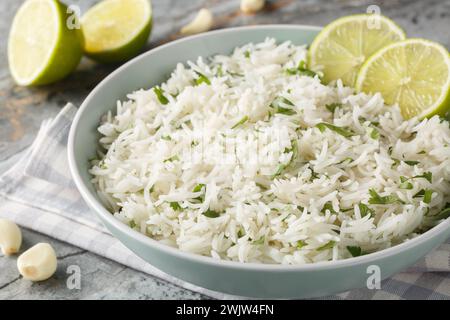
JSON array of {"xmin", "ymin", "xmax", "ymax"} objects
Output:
[{"xmin": 68, "ymin": 25, "xmax": 450, "ymax": 299}]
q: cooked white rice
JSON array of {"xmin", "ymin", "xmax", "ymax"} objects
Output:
[{"xmin": 90, "ymin": 38, "xmax": 450, "ymax": 264}]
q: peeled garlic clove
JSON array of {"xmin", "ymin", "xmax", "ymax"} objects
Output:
[
  {"xmin": 180, "ymin": 8, "xmax": 213, "ymax": 35},
  {"xmin": 0, "ymin": 219, "xmax": 22, "ymax": 256},
  {"xmin": 17, "ymin": 243, "xmax": 57, "ymax": 281},
  {"xmin": 241, "ymin": 0, "xmax": 265, "ymax": 14}
]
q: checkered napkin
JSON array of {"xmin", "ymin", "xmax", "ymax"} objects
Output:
[{"xmin": 1, "ymin": 103, "xmax": 449, "ymax": 300}]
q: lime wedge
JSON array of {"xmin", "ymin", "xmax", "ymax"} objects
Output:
[
  {"xmin": 308, "ymin": 14, "xmax": 406, "ymax": 86},
  {"xmin": 8, "ymin": 0, "xmax": 83, "ymax": 86},
  {"xmin": 81, "ymin": 0, "xmax": 152, "ymax": 63},
  {"xmin": 356, "ymin": 39, "xmax": 450, "ymax": 119}
]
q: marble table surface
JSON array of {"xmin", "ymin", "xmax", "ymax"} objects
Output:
[{"xmin": 1, "ymin": 0, "xmax": 449, "ymax": 299}]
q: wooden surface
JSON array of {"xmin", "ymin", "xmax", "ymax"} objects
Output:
[{"xmin": 1, "ymin": 0, "xmax": 449, "ymax": 300}]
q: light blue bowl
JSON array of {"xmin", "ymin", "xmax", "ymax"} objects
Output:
[{"xmin": 68, "ymin": 25, "xmax": 450, "ymax": 299}]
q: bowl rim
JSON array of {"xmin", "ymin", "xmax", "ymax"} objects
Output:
[{"xmin": 68, "ymin": 24, "xmax": 450, "ymax": 272}]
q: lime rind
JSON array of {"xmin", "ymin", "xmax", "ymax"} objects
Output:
[{"xmin": 356, "ymin": 38, "xmax": 450, "ymax": 119}]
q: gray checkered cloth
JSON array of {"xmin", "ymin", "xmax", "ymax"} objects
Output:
[{"xmin": 0, "ymin": 104, "xmax": 449, "ymax": 300}]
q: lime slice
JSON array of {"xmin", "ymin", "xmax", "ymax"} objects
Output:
[
  {"xmin": 8, "ymin": 0, "xmax": 83, "ymax": 86},
  {"xmin": 356, "ymin": 39, "xmax": 450, "ymax": 119},
  {"xmin": 308, "ymin": 14, "xmax": 406, "ymax": 86},
  {"xmin": 81, "ymin": 0, "xmax": 152, "ymax": 63}
]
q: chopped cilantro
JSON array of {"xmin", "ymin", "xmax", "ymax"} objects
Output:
[
  {"xmin": 194, "ymin": 71, "xmax": 211, "ymax": 85},
  {"xmin": 368, "ymin": 189, "xmax": 403, "ymax": 205},
  {"xmin": 231, "ymin": 115, "xmax": 249, "ymax": 129},
  {"xmin": 434, "ymin": 203, "xmax": 450, "ymax": 220},
  {"xmin": 296, "ymin": 240, "xmax": 307, "ymax": 249},
  {"xmin": 164, "ymin": 155, "xmax": 179, "ymax": 162},
  {"xmin": 170, "ymin": 202, "xmax": 182, "ymax": 211},
  {"xmin": 253, "ymin": 236, "xmax": 265, "ymax": 245},
  {"xmin": 317, "ymin": 241, "xmax": 336, "ymax": 251},
  {"xmin": 370, "ymin": 128, "xmax": 380, "ymax": 140},
  {"xmin": 153, "ymin": 86, "xmax": 169, "ymax": 105},
  {"xmin": 413, "ymin": 172, "xmax": 432, "ymax": 183},
  {"xmin": 423, "ymin": 189, "xmax": 434, "ymax": 204},
  {"xmin": 286, "ymin": 60, "xmax": 320, "ymax": 78},
  {"xmin": 347, "ymin": 246, "xmax": 362, "ymax": 257},
  {"xmin": 316, "ymin": 122, "xmax": 355, "ymax": 138},
  {"xmin": 322, "ymin": 202, "xmax": 337, "ymax": 214},
  {"xmin": 325, "ymin": 103, "xmax": 342, "ymax": 113},
  {"xmin": 193, "ymin": 183, "xmax": 205, "ymax": 193},
  {"xmin": 203, "ymin": 209, "xmax": 221, "ymax": 218},
  {"xmin": 358, "ymin": 203, "xmax": 375, "ymax": 218},
  {"xmin": 270, "ymin": 96, "xmax": 296, "ymax": 115}
]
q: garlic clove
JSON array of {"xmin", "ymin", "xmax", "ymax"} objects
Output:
[
  {"xmin": 17, "ymin": 243, "xmax": 57, "ymax": 282},
  {"xmin": 241, "ymin": 0, "xmax": 265, "ymax": 14},
  {"xmin": 180, "ymin": 8, "xmax": 213, "ymax": 35},
  {"xmin": 0, "ymin": 219, "xmax": 22, "ymax": 256}
]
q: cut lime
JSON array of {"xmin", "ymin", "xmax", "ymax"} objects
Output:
[
  {"xmin": 8, "ymin": 0, "xmax": 83, "ymax": 86},
  {"xmin": 356, "ymin": 39, "xmax": 450, "ymax": 119},
  {"xmin": 81, "ymin": 0, "xmax": 152, "ymax": 63},
  {"xmin": 308, "ymin": 14, "xmax": 406, "ymax": 86}
]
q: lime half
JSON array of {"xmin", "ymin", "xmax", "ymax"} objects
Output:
[
  {"xmin": 8, "ymin": 0, "xmax": 83, "ymax": 86},
  {"xmin": 81, "ymin": 0, "xmax": 152, "ymax": 63},
  {"xmin": 308, "ymin": 14, "xmax": 406, "ymax": 86},
  {"xmin": 356, "ymin": 39, "xmax": 450, "ymax": 119}
]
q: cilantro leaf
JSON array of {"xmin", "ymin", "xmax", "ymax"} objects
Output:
[
  {"xmin": 194, "ymin": 71, "xmax": 211, "ymax": 85},
  {"xmin": 170, "ymin": 202, "xmax": 182, "ymax": 211},
  {"xmin": 317, "ymin": 241, "xmax": 336, "ymax": 251},
  {"xmin": 370, "ymin": 128, "xmax": 380, "ymax": 140},
  {"xmin": 270, "ymin": 96, "xmax": 296, "ymax": 115},
  {"xmin": 325, "ymin": 103, "xmax": 342, "ymax": 113},
  {"xmin": 358, "ymin": 203, "xmax": 375, "ymax": 218},
  {"xmin": 316, "ymin": 122, "xmax": 355, "ymax": 138},
  {"xmin": 337, "ymin": 157, "xmax": 353, "ymax": 165},
  {"xmin": 253, "ymin": 236, "xmax": 265, "ymax": 245},
  {"xmin": 413, "ymin": 171, "xmax": 432, "ymax": 183},
  {"xmin": 286, "ymin": 61, "xmax": 320, "ymax": 79},
  {"xmin": 271, "ymin": 140, "xmax": 298, "ymax": 178},
  {"xmin": 368, "ymin": 189, "xmax": 403, "ymax": 205},
  {"xmin": 399, "ymin": 176, "xmax": 414, "ymax": 189},
  {"xmin": 423, "ymin": 189, "xmax": 434, "ymax": 204},
  {"xmin": 296, "ymin": 240, "xmax": 307, "ymax": 249},
  {"xmin": 434, "ymin": 203, "xmax": 450, "ymax": 220},
  {"xmin": 193, "ymin": 184, "xmax": 205, "ymax": 193},
  {"xmin": 231, "ymin": 115, "xmax": 249, "ymax": 129},
  {"xmin": 153, "ymin": 86, "xmax": 169, "ymax": 105},
  {"xmin": 322, "ymin": 202, "xmax": 337, "ymax": 214},
  {"xmin": 347, "ymin": 246, "xmax": 362, "ymax": 257},
  {"xmin": 413, "ymin": 189, "xmax": 425, "ymax": 198},
  {"xmin": 203, "ymin": 209, "xmax": 221, "ymax": 218},
  {"xmin": 164, "ymin": 155, "xmax": 179, "ymax": 162},
  {"xmin": 271, "ymin": 164, "xmax": 286, "ymax": 179}
]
